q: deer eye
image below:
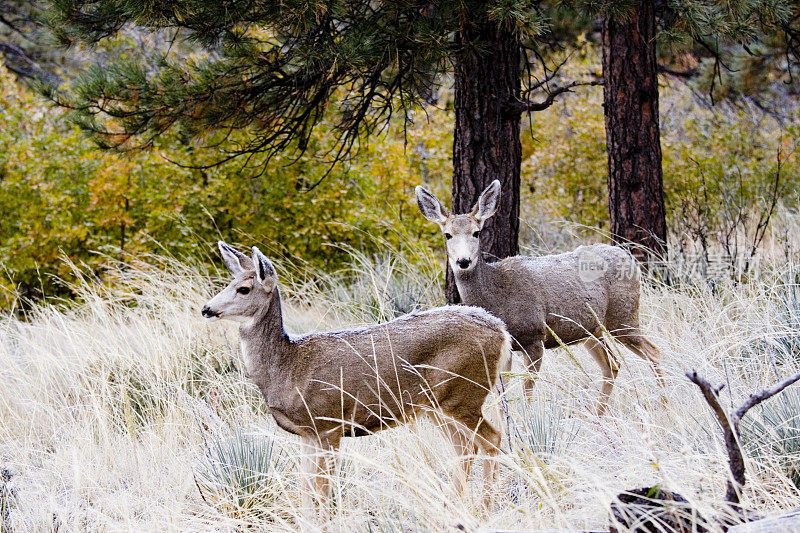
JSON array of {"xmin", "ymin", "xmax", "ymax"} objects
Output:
[
  {"xmin": 472, "ymin": 230, "xmax": 481, "ymax": 238},
  {"xmin": 236, "ymin": 287, "xmax": 251, "ymax": 295},
  {"xmin": 444, "ymin": 233, "xmax": 453, "ymax": 240}
]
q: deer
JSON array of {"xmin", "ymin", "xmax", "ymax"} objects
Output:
[
  {"xmin": 415, "ymin": 181, "xmax": 664, "ymax": 415},
  {"xmin": 201, "ymin": 241, "xmax": 512, "ymax": 520}
]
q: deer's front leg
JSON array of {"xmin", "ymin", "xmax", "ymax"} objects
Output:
[{"xmin": 299, "ymin": 438, "xmax": 336, "ymax": 523}]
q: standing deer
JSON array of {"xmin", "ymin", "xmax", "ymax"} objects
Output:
[
  {"xmin": 415, "ymin": 181, "xmax": 663, "ymax": 414},
  {"xmin": 201, "ymin": 241, "xmax": 511, "ymax": 519}
]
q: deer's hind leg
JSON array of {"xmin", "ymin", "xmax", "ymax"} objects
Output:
[
  {"xmin": 473, "ymin": 417, "xmax": 501, "ymax": 508},
  {"xmin": 520, "ymin": 337, "xmax": 545, "ymax": 396},
  {"xmin": 584, "ymin": 335, "xmax": 620, "ymax": 416},
  {"xmin": 611, "ymin": 323, "xmax": 666, "ymax": 389},
  {"xmin": 442, "ymin": 419, "xmax": 477, "ymax": 499},
  {"xmin": 625, "ymin": 335, "xmax": 665, "ymax": 388},
  {"xmin": 443, "ymin": 416, "xmax": 501, "ymax": 509}
]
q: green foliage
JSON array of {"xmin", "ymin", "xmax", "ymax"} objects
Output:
[
  {"xmin": 195, "ymin": 429, "xmax": 291, "ymax": 521},
  {"xmin": 520, "ymin": 41, "xmax": 609, "ymax": 242},
  {"xmin": 0, "ymin": 1, "xmax": 81, "ymax": 85},
  {"xmin": 519, "ymin": 43, "xmax": 800, "ymax": 261},
  {"xmin": 740, "ymin": 386, "xmax": 800, "ymax": 488},
  {"xmin": 507, "ymin": 393, "xmax": 575, "ymax": 458},
  {"xmin": 6, "ymin": 30, "xmax": 800, "ymax": 310},
  {"xmin": 652, "ymin": 1, "xmax": 799, "ymax": 109},
  {"xmin": 47, "ymin": 0, "xmax": 475, "ymax": 162},
  {"xmin": 0, "ymin": 65, "xmax": 446, "ymax": 310},
  {"xmin": 47, "ymin": 0, "xmax": 799, "ymax": 168},
  {"xmin": 661, "ymin": 88, "xmax": 800, "ymax": 272}
]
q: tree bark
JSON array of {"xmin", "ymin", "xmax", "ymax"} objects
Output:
[
  {"xmin": 602, "ymin": 1, "xmax": 667, "ymax": 264},
  {"xmin": 449, "ymin": 20, "xmax": 521, "ymax": 303}
]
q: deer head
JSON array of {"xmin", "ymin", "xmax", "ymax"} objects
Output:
[
  {"xmin": 415, "ymin": 180, "xmax": 501, "ymax": 273},
  {"xmin": 201, "ymin": 241, "xmax": 278, "ymax": 323}
]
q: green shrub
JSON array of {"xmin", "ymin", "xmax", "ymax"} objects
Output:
[
  {"xmin": 0, "ymin": 64, "xmax": 446, "ymax": 310},
  {"xmin": 5, "ymin": 40, "xmax": 800, "ymax": 310},
  {"xmin": 507, "ymin": 393, "xmax": 575, "ymax": 459},
  {"xmin": 520, "ymin": 44, "xmax": 800, "ymax": 267},
  {"xmin": 195, "ymin": 429, "xmax": 291, "ymax": 520},
  {"xmin": 740, "ymin": 386, "xmax": 800, "ymax": 488}
]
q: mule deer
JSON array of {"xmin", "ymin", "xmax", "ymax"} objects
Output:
[
  {"xmin": 202, "ymin": 241, "xmax": 511, "ymax": 519},
  {"xmin": 415, "ymin": 181, "xmax": 663, "ymax": 414}
]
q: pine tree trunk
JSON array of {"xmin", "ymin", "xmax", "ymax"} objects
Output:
[
  {"xmin": 602, "ymin": 1, "xmax": 667, "ymax": 264},
  {"xmin": 449, "ymin": 21, "xmax": 521, "ymax": 303}
]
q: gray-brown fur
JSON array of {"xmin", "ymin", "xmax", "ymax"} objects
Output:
[
  {"xmin": 202, "ymin": 241, "xmax": 511, "ymax": 518},
  {"xmin": 415, "ymin": 181, "xmax": 663, "ymax": 414}
]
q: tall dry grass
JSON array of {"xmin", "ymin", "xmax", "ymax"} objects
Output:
[{"xmin": 1, "ymin": 244, "xmax": 799, "ymax": 531}]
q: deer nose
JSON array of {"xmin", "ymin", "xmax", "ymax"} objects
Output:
[
  {"xmin": 201, "ymin": 305, "xmax": 218, "ymax": 318},
  {"xmin": 456, "ymin": 258, "xmax": 472, "ymax": 269}
]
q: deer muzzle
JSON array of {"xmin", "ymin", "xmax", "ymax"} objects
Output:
[{"xmin": 201, "ymin": 305, "xmax": 220, "ymax": 320}]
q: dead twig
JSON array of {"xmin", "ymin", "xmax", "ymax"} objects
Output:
[
  {"xmin": 504, "ymin": 80, "xmax": 603, "ymax": 114},
  {"xmin": 686, "ymin": 370, "xmax": 800, "ymax": 509}
]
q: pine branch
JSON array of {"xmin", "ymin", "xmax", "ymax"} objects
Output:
[
  {"xmin": 47, "ymin": 0, "xmax": 455, "ymax": 172},
  {"xmin": 657, "ymin": 65, "xmax": 697, "ymax": 79},
  {"xmin": 506, "ymin": 79, "xmax": 602, "ymax": 114}
]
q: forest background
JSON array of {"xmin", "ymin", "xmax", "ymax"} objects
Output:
[
  {"xmin": 2, "ymin": 3, "xmax": 800, "ymax": 531},
  {"xmin": 0, "ymin": 25, "xmax": 796, "ymax": 311}
]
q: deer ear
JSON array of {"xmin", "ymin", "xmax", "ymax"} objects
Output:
[
  {"xmin": 472, "ymin": 180, "xmax": 501, "ymax": 224},
  {"xmin": 415, "ymin": 185, "xmax": 450, "ymax": 225},
  {"xmin": 251, "ymin": 246, "xmax": 277, "ymax": 289},
  {"xmin": 218, "ymin": 241, "xmax": 253, "ymax": 275}
]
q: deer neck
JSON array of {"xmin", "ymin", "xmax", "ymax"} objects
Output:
[
  {"xmin": 239, "ymin": 288, "xmax": 291, "ymax": 380},
  {"xmin": 452, "ymin": 254, "xmax": 493, "ymax": 304}
]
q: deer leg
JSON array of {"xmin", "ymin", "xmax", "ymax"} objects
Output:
[
  {"xmin": 619, "ymin": 333, "xmax": 666, "ymax": 388},
  {"xmin": 442, "ymin": 420, "xmax": 477, "ymax": 499},
  {"xmin": 299, "ymin": 437, "xmax": 336, "ymax": 522},
  {"xmin": 584, "ymin": 335, "xmax": 620, "ymax": 415},
  {"xmin": 473, "ymin": 418, "xmax": 501, "ymax": 510},
  {"xmin": 521, "ymin": 339, "xmax": 545, "ymax": 396},
  {"xmin": 616, "ymin": 331, "xmax": 668, "ymax": 409},
  {"xmin": 444, "ymin": 416, "xmax": 501, "ymax": 510},
  {"xmin": 299, "ymin": 439, "xmax": 318, "ymax": 518}
]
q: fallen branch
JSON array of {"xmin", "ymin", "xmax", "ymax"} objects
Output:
[
  {"xmin": 686, "ymin": 370, "xmax": 800, "ymax": 508},
  {"xmin": 733, "ymin": 372, "xmax": 800, "ymax": 421}
]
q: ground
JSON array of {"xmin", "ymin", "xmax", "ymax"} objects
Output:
[{"xmin": 1, "ymin": 250, "xmax": 799, "ymax": 531}]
